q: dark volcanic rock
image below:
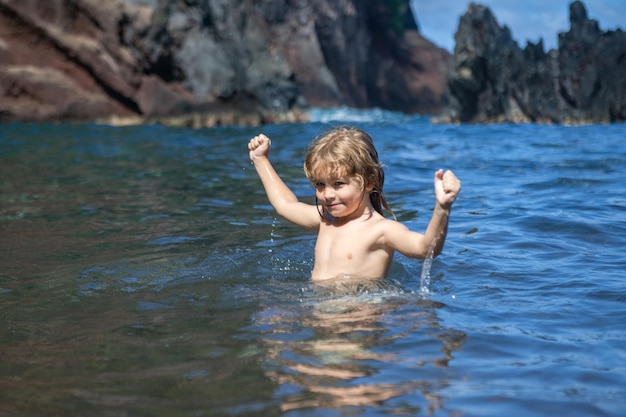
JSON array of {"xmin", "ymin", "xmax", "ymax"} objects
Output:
[
  {"xmin": 445, "ymin": 1, "xmax": 626, "ymax": 124},
  {"xmin": 0, "ymin": 0, "xmax": 450, "ymax": 126},
  {"xmin": 311, "ymin": 0, "xmax": 450, "ymax": 114},
  {"xmin": 557, "ymin": 1, "xmax": 626, "ymax": 123}
]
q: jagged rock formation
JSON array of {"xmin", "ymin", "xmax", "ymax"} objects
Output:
[
  {"xmin": 445, "ymin": 1, "xmax": 626, "ymax": 124},
  {"xmin": 0, "ymin": 0, "xmax": 450, "ymax": 126},
  {"xmin": 308, "ymin": 0, "xmax": 450, "ymax": 114}
]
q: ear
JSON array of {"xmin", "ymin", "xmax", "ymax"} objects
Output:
[{"xmin": 365, "ymin": 174, "xmax": 376, "ymax": 192}]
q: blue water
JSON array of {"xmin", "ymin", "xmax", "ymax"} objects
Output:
[{"xmin": 1, "ymin": 111, "xmax": 625, "ymax": 416}]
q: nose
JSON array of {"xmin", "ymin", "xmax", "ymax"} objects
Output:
[{"xmin": 322, "ymin": 186, "xmax": 335, "ymax": 201}]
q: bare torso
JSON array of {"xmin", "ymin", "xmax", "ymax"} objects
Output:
[{"xmin": 310, "ymin": 212, "xmax": 395, "ymax": 281}]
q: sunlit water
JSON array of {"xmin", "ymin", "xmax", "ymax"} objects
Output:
[{"xmin": 1, "ymin": 111, "xmax": 625, "ymax": 416}]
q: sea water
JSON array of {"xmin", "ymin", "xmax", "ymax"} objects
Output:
[{"xmin": 1, "ymin": 110, "xmax": 625, "ymax": 416}]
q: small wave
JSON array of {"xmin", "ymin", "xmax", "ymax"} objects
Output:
[
  {"xmin": 147, "ymin": 236, "xmax": 199, "ymax": 246},
  {"xmin": 308, "ymin": 106, "xmax": 417, "ymax": 124}
]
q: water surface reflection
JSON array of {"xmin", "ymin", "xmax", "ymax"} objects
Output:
[{"xmin": 250, "ymin": 276, "xmax": 467, "ymax": 414}]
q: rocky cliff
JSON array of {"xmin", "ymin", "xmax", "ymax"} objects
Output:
[
  {"xmin": 0, "ymin": 0, "xmax": 450, "ymax": 126},
  {"xmin": 445, "ymin": 1, "xmax": 626, "ymax": 124}
]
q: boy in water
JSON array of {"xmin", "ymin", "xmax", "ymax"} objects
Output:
[{"xmin": 248, "ymin": 126, "xmax": 461, "ymax": 281}]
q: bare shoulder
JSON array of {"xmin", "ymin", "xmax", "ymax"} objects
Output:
[
  {"xmin": 369, "ymin": 216, "xmax": 411, "ymax": 241},
  {"xmin": 378, "ymin": 216, "xmax": 410, "ymax": 232},
  {"xmin": 378, "ymin": 217, "xmax": 425, "ymax": 254}
]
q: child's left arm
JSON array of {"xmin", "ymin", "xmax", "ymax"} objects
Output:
[
  {"xmin": 422, "ymin": 169, "xmax": 461, "ymax": 257},
  {"xmin": 434, "ymin": 169, "xmax": 461, "ymax": 209},
  {"xmin": 385, "ymin": 169, "xmax": 461, "ymax": 259}
]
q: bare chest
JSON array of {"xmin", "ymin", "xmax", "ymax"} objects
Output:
[{"xmin": 312, "ymin": 220, "xmax": 391, "ymax": 279}]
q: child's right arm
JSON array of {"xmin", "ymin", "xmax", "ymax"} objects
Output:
[{"xmin": 248, "ymin": 134, "xmax": 320, "ymax": 229}]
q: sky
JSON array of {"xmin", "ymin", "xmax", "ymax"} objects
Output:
[{"xmin": 410, "ymin": 0, "xmax": 625, "ymax": 51}]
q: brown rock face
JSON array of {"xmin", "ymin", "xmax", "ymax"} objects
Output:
[
  {"xmin": 0, "ymin": 0, "xmax": 450, "ymax": 125},
  {"xmin": 0, "ymin": 0, "xmax": 194, "ymax": 123}
]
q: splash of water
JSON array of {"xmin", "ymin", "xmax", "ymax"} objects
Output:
[
  {"xmin": 419, "ymin": 238, "xmax": 438, "ymax": 294},
  {"xmin": 269, "ymin": 216, "xmax": 278, "ymax": 254}
]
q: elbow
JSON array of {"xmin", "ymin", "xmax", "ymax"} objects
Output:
[
  {"xmin": 424, "ymin": 241, "xmax": 444, "ymax": 259},
  {"xmin": 420, "ymin": 249, "xmax": 441, "ymax": 259},
  {"xmin": 432, "ymin": 243, "xmax": 445, "ymax": 258},
  {"xmin": 275, "ymin": 204, "xmax": 294, "ymax": 220}
]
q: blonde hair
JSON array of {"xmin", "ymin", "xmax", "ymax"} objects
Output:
[{"xmin": 303, "ymin": 126, "xmax": 395, "ymax": 218}]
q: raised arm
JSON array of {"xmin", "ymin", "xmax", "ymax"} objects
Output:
[
  {"xmin": 421, "ymin": 169, "xmax": 461, "ymax": 257},
  {"xmin": 248, "ymin": 134, "xmax": 320, "ymax": 229},
  {"xmin": 385, "ymin": 169, "xmax": 461, "ymax": 258}
]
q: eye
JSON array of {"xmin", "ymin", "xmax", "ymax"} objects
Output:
[
  {"xmin": 333, "ymin": 181, "xmax": 345, "ymax": 187},
  {"xmin": 314, "ymin": 182, "xmax": 325, "ymax": 189}
]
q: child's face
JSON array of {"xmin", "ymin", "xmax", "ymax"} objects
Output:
[{"xmin": 312, "ymin": 175, "xmax": 371, "ymax": 219}]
